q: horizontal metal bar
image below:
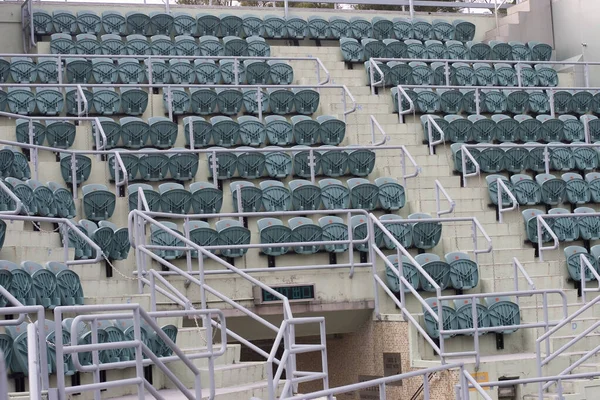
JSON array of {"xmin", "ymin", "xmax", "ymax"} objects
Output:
[{"xmin": 372, "ymin": 57, "xmax": 600, "ymax": 66}]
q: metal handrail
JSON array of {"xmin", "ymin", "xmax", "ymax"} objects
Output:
[
  {"xmin": 425, "ymin": 114, "xmax": 445, "ymax": 155},
  {"xmin": 394, "ymin": 84, "xmax": 415, "ymax": 124},
  {"xmin": 513, "ymin": 257, "xmax": 536, "ymax": 307},
  {"xmin": 459, "ymin": 144, "xmax": 480, "ymax": 187},
  {"xmin": 0, "ymin": 180, "xmax": 23, "ymax": 215},
  {"xmin": 369, "ymin": 115, "xmax": 390, "ymax": 146},
  {"xmin": 580, "ymin": 253, "xmax": 600, "ymax": 304},
  {"xmin": 0, "ymin": 53, "xmax": 330, "ymax": 87},
  {"xmin": 496, "ymin": 177, "xmax": 518, "ymax": 223},
  {"xmin": 434, "ymin": 179, "xmax": 455, "ymax": 217}
]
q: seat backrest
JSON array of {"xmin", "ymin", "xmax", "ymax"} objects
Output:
[
  {"xmin": 318, "ymin": 216, "xmax": 344, "ymax": 228},
  {"xmin": 259, "ymin": 180, "xmax": 284, "ymax": 190},
  {"xmin": 535, "ymin": 173, "xmax": 558, "ymax": 186},
  {"xmin": 158, "ymin": 182, "xmax": 184, "ymax": 193},
  {"xmin": 216, "ymin": 219, "xmax": 242, "ymax": 232}
]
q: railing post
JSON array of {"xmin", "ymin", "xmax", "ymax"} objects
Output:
[
  {"xmin": 71, "ymin": 153, "xmax": 78, "ymax": 200},
  {"xmin": 133, "ymin": 308, "xmax": 146, "ymax": 400},
  {"xmin": 28, "ymin": 119, "xmax": 39, "ymax": 180},
  {"xmin": 27, "ymin": 322, "xmax": 41, "ymax": 400},
  {"xmin": 409, "ymin": 0, "xmax": 414, "ymax": 19},
  {"xmin": 257, "ymin": 87, "xmax": 263, "ymax": 123},
  {"xmin": 368, "ymin": 217, "xmax": 380, "ymax": 318}
]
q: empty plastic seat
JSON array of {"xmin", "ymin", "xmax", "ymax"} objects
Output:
[
  {"xmin": 148, "ymin": 116, "xmax": 177, "ymax": 149},
  {"xmin": 375, "ymin": 177, "xmax": 405, "ymax": 211},
  {"xmin": 120, "ymin": 117, "xmax": 149, "ymax": 148},
  {"xmin": 290, "ymin": 179, "xmax": 321, "ymax": 211},
  {"xmin": 7, "ymin": 87, "xmax": 35, "ymax": 115},
  {"xmin": 562, "ymin": 172, "xmax": 590, "ymax": 205},
  {"xmin": 486, "ymin": 175, "xmax": 513, "ymax": 207},
  {"xmin": 414, "ymin": 88, "xmax": 440, "ymax": 113},
  {"xmin": 559, "ymin": 115, "xmax": 584, "ymax": 143},
  {"xmin": 538, "ymin": 115, "xmax": 564, "ymax": 142},
  {"xmin": 125, "ymin": 34, "xmax": 150, "ymax": 56},
  {"xmin": 444, "ymin": 115, "xmax": 472, "ymax": 143},
  {"xmin": 183, "ymin": 220, "xmax": 217, "ymax": 259},
  {"xmin": 385, "ymin": 255, "xmax": 420, "ymax": 294},
  {"xmin": 243, "ymin": 60, "xmax": 269, "ymax": 85},
  {"xmin": 451, "ymin": 142, "xmax": 479, "ymax": 174},
  {"xmin": 126, "ymin": 11, "xmax": 151, "ymax": 35},
  {"xmin": 188, "ymin": 182, "xmax": 222, "ymax": 215},
  {"xmin": 415, "ymin": 253, "xmax": 450, "ymax": 292},
  {"xmin": 149, "ymin": 35, "xmax": 174, "ymax": 56},
  {"xmin": 536, "ymin": 173, "xmax": 567, "ymax": 205},
  {"xmin": 454, "ymin": 299, "xmax": 490, "ymax": 335},
  {"xmin": 423, "ymin": 298, "xmax": 457, "ymax": 339},
  {"xmin": 285, "ymin": 16, "xmax": 307, "ymax": 39},
  {"xmin": 91, "ymin": 87, "xmax": 120, "ymax": 115},
  {"xmin": 173, "ymin": 12, "xmax": 196, "ymax": 36},
  {"xmin": 186, "ymin": 87, "xmax": 213, "ymax": 115},
  {"xmin": 197, "ymin": 14, "xmax": 220, "ymax": 36},
  {"xmin": 52, "ymin": 10, "xmax": 77, "ymax": 34},
  {"xmin": 246, "ymin": 36, "xmax": 270, "ymax": 57},
  {"xmin": 47, "ymin": 181, "xmax": 75, "ymax": 218},
  {"xmin": 46, "ymin": 261, "xmax": 84, "ymax": 305},
  {"xmin": 576, "ymin": 206, "xmax": 600, "ymax": 241},
  {"xmin": 207, "ymin": 147, "xmax": 237, "ymax": 180},
  {"xmin": 319, "ymin": 178, "xmax": 349, "ymax": 210},
  {"xmin": 127, "ymin": 183, "xmax": 160, "ymax": 212},
  {"xmin": 467, "ymin": 41, "xmax": 491, "ymax": 60},
  {"xmin": 348, "ymin": 17, "xmax": 371, "ymax": 39},
  {"xmin": 35, "ymin": 88, "xmax": 63, "ymax": 116},
  {"xmin": 98, "ymin": 221, "xmax": 130, "ymax": 260},
  {"xmin": 552, "ymin": 90, "xmax": 573, "ymax": 114},
  {"xmin": 100, "ymin": 34, "xmax": 125, "ymax": 56},
  {"xmin": 446, "ymin": 252, "xmax": 479, "ymax": 290},
  {"xmin": 409, "ymin": 61, "xmax": 432, "ymax": 85},
  {"xmin": 139, "ymin": 149, "xmax": 169, "ymax": 181},
  {"xmin": 564, "ymin": 245, "xmax": 597, "ymax": 282},
  {"xmin": 267, "ymin": 60, "xmax": 293, "ymax": 85},
  {"xmin": 432, "ymin": 19, "xmax": 454, "ymax": 41},
  {"xmin": 102, "ymin": 11, "xmax": 126, "ymax": 35},
  {"xmin": 485, "ymin": 296, "xmax": 520, "ymax": 334},
  {"xmin": 268, "ymin": 88, "xmax": 294, "ymax": 115},
  {"xmin": 220, "ymin": 59, "xmax": 247, "ymax": 84},
  {"xmin": 571, "ymin": 90, "xmax": 594, "ymax": 115},
  {"xmin": 307, "ymin": 15, "xmax": 329, "ymax": 39},
  {"xmin": 6, "ymin": 177, "xmax": 37, "ymax": 215},
  {"xmin": 151, "ymin": 222, "xmax": 184, "ymax": 260},
  {"xmin": 50, "ymin": 33, "xmax": 75, "ymax": 55},
  {"xmin": 264, "ymin": 147, "xmax": 292, "ymax": 179},
  {"xmin": 149, "ymin": 11, "xmax": 173, "ymax": 36},
  {"xmin": 534, "ymin": 64, "xmax": 558, "ymax": 87},
  {"xmin": 59, "ymin": 154, "xmax": 92, "ymax": 186},
  {"xmin": 548, "ymin": 207, "xmax": 579, "ymax": 242},
  {"xmin": 237, "ymin": 147, "xmax": 265, "ymax": 179},
  {"xmin": 120, "ymin": 87, "xmax": 148, "ymax": 116},
  {"xmin": 438, "ymin": 89, "xmax": 463, "ymax": 114},
  {"xmin": 210, "ymin": 116, "xmax": 239, "ymax": 147},
  {"xmin": 22, "ymin": 260, "xmax": 60, "ymax": 309},
  {"xmin": 510, "ymin": 174, "xmax": 540, "ymax": 206},
  {"xmin": 231, "ymin": 181, "xmax": 262, "ymax": 212},
  {"xmin": 528, "ymin": 41, "xmax": 552, "ymax": 61},
  {"xmin": 257, "ymin": 218, "xmax": 291, "ymax": 256},
  {"xmin": 223, "ymin": 35, "xmax": 248, "ymax": 57},
  {"xmin": 549, "ymin": 142, "xmax": 575, "ymax": 171},
  {"xmin": 382, "ymin": 39, "xmax": 406, "ymax": 59},
  {"xmin": 159, "ymin": 182, "xmax": 191, "ymax": 214},
  {"xmin": 242, "ymin": 14, "xmax": 264, "ymax": 37},
  {"xmin": 505, "ymin": 90, "xmax": 529, "ymax": 114},
  {"xmin": 318, "ymin": 216, "xmax": 348, "ymax": 253},
  {"xmin": 528, "ymin": 90, "xmax": 551, "ymax": 114},
  {"xmin": 33, "ymin": 9, "xmax": 54, "ymax": 36},
  {"xmin": 263, "ymin": 14, "xmax": 287, "ymax": 38},
  {"xmin": 25, "ymin": 179, "xmax": 55, "ymax": 217},
  {"xmin": 216, "ymin": 219, "xmax": 251, "ymax": 258},
  {"xmin": 242, "ymin": 88, "xmax": 269, "ymax": 116},
  {"xmin": 320, "ymin": 148, "xmax": 348, "ymax": 178},
  {"xmin": 490, "ymin": 40, "xmax": 512, "ymax": 60},
  {"xmin": 9, "ymin": 57, "xmax": 37, "ymax": 84},
  {"xmin": 410, "ymin": 212, "xmax": 442, "ymax": 250},
  {"xmin": 528, "ymin": 143, "xmax": 548, "ymax": 173},
  {"xmin": 362, "ymin": 38, "xmax": 386, "ymax": 60},
  {"xmin": 425, "ymin": 39, "xmax": 447, "ymax": 59},
  {"xmin": 340, "ymin": 38, "xmax": 363, "ymax": 62},
  {"xmin": 15, "ymin": 118, "xmax": 44, "ymax": 146},
  {"xmin": 329, "ymin": 16, "xmax": 350, "ymax": 39},
  {"xmin": 412, "ymin": 18, "xmax": 432, "ymax": 41},
  {"xmin": 80, "ymin": 218, "xmax": 114, "ymax": 259},
  {"xmin": 215, "ymin": 88, "xmax": 242, "ymax": 116}
]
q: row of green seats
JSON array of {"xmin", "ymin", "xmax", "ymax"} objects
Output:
[
  {"xmin": 454, "ymin": 140, "xmax": 600, "ymax": 174},
  {"xmin": 231, "ymin": 177, "xmax": 404, "ymax": 213},
  {"xmin": 0, "ymin": 146, "xmax": 30, "ymax": 180},
  {"xmin": 392, "ymin": 88, "xmax": 598, "ymax": 115},
  {"xmin": 564, "ymin": 245, "xmax": 600, "ymax": 282},
  {"xmin": 423, "ymin": 114, "xmax": 585, "ymax": 144},
  {"xmin": 370, "ymin": 61, "xmax": 558, "ymax": 87},
  {"xmin": 50, "ymin": 34, "xmax": 270, "ymax": 58},
  {"xmin": 423, "ymin": 297, "xmax": 520, "ymax": 339},
  {"xmin": 62, "ymin": 219, "xmax": 129, "ymax": 260},
  {"xmin": 386, "ymin": 251, "xmax": 479, "ymax": 294},
  {"xmin": 3, "ymin": 178, "xmax": 76, "ymax": 218},
  {"xmin": 0, "ymin": 86, "xmax": 148, "ymax": 116},
  {"xmin": 164, "ymin": 87, "xmax": 319, "ymax": 116},
  {"xmin": 492, "ymin": 173, "xmax": 600, "ymax": 207},
  {"xmin": 16, "ymin": 119, "xmax": 75, "ymax": 148},
  {"xmin": 342, "ymin": 38, "xmax": 551, "ymax": 63},
  {"xmin": 0, "ymin": 260, "xmax": 84, "ymax": 309},
  {"xmin": 524, "ymin": 207, "xmax": 600, "ymax": 246},
  {"xmin": 108, "ymin": 150, "xmax": 198, "ymax": 182},
  {"xmin": 1, "ymin": 57, "xmax": 290, "ymax": 87},
  {"xmin": 96, "ymin": 117, "xmax": 179, "ymax": 149}
]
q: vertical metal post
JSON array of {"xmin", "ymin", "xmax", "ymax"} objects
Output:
[
  {"xmin": 91, "ymin": 318, "xmax": 101, "ymax": 400},
  {"xmin": 71, "ymin": 153, "xmax": 78, "ymax": 200},
  {"xmin": 516, "ymin": 63, "xmax": 523, "ymax": 87},
  {"xmin": 57, "ymin": 56, "xmax": 63, "ymax": 85},
  {"xmin": 27, "ymin": 323, "xmax": 41, "ymax": 400},
  {"xmin": 284, "ymin": 0, "xmax": 289, "ymax": 18},
  {"xmin": 368, "ymin": 218, "xmax": 380, "ymax": 318},
  {"xmin": 149, "ymin": 271, "xmax": 156, "ymax": 312},
  {"xmin": 204, "ymin": 313, "xmax": 214, "ymax": 399},
  {"xmin": 54, "ymin": 315, "xmax": 66, "ymax": 399},
  {"xmin": 309, "ymin": 149, "xmax": 316, "ymax": 184},
  {"xmin": 210, "ymin": 150, "xmax": 218, "ymax": 186},
  {"xmin": 444, "ymin": 61, "xmax": 450, "ymax": 86},
  {"xmin": 166, "ymin": 86, "xmax": 173, "ymax": 122},
  {"xmin": 584, "ymin": 64, "xmax": 590, "ymax": 88},
  {"xmin": 147, "ymin": 57, "xmax": 153, "ymax": 85},
  {"xmin": 348, "ymin": 211, "xmax": 354, "ymax": 277},
  {"xmin": 342, "ymin": 87, "xmax": 347, "ymax": 124},
  {"xmin": 543, "ymin": 146, "xmax": 550, "ymax": 174},
  {"xmin": 472, "ymin": 220, "xmax": 479, "ymax": 265},
  {"xmin": 549, "ymin": 90, "xmax": 555, "ymax": 118},
  {"xmin": 189, "ymin": 118, "xmax": 195, "ymax": 150},
  {"xmin": 233, "ymin": 58, "xmax": 239, "ymax": 86},
  {"xmin": 471, "ymin": 299, "xmax": 480, "ymax": 368},
  {"xmin": 475, "ymin": 89, "xmax": 481, "ymax": 115},
  {"xmin": 315, "ymin": 60, "xmax": 321, "ymax": 86},
  {"xmin": 198, "ymin": 255, "xmax": 207, "ymax": 315},
  {"xmin": 423, "ymin": 373, "xmax": 430, "ymax": 400},
  {"xmin": 257, "ymin": 88, "xmax": 263, "ymax": 123},
  {"xmin": 133, "ymin": 308, "xmax": 145, "ymax": 400},
  {"xmin": 494, "ymin": 0, "xmax": 500, "ymax": 31},
  {"xmin": 369, "ymin": 59, "xmax": 375, "ymax": 96},
  {"xmin": 379, "ymin": 383, "xmax": 387, "ymax": 400},
  {"xmin": 28, "ymin": 119, "xmax": 39, "ymax": 180},
  {"xmin": 409, "ymin": 0, "xmax": 414, "ymax": 19}
]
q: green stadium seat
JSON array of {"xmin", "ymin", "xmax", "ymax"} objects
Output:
[
  {"xmin": 126, "ymin": 11, "xmax": 151, "ymax": 35},
  {"xmin": 286, "ymin": 16, "xmax": 307, "ymax": 39},
  {"xmin": 246, "ymin": 36, "xmax": 270, "ymax": 57},
  {"xmin": 59, "ymin": 153, "xmax": 92, "ymax": 186},
  {"xmin": 264, "ymin": 15, "xmax": 287, "ymax": 38},
  {"xmin": 185, "ymin": 220, "xmax": 218, "ymax": 259},
  {"xmin": 548, "ymin": 207, "xmax": 579, "ymax": 241},
  {"xmin": 468, "ymin": 115, "xmax": 495, "ymax": 143},
  {"xmin": 505, "ymin": 89, "xmax": 529, "ymax": 114},
  {"xmin": 290, "ymin": 179, "xmax": 321, "ymax": 210},
  {"xmin": 446, "ymin": 251, "xmax": 479, "ymax": 290},
  {"xmin": 537, "ymin": 115, "xmax": 564, "ymax": 142},
  {"xmin": 238, "ymin": 115, "xmax": 265, "ymax": 146},
  {"xmin": 384, "ymin": 39, "xmax": 407, "ymax": 59},
  {"xmin": 216, "ymin": 88, "xmax": 242, "ymax": 115},
  {"xmin": 423, "ymin": 298, "xmax": 457, "ymax": 339},
  {"xmin": 219, "ymin": 14, "xmax": 243, "ymax": 37},
  {"xmin": 536, "ymin": 173, "xmax": 567, "ymax": 205},
  {"xmin": 491, "ymin": 114, "xmax": 517, "ymax": 143},
  {"xmin": 165, "ymin": 88, "xmax": 190, "ymax": 115},
  {"xmin": 0, "ymin": 58, "xmax": 12, "ymax": 83},
  {"xmin": 170, "ymin": 57, "xmax": 197, "ymax": 82},
  {"xmin": 490, "ymin": 40, "xmax": 512, "ymax": 60},
  {"xmin": 197, "ymin": 14, "xmax": 220, "ymax": 36},
  {"xmin": 534, "ymin": 64, "xmax": 558, "ymax": 87},
  {"xmin": 267, "ymin": 60, "xmax": 293, "ymax": 85},
  {"xmin": 494, "ymin": 63, "xmax": 517, "ymax": 86},
  {"xmin": 108, "ymin": 149, "xmax": 140, "ymax": 181},
  {"xmin": 46, "ymin": 261, "xmax": 84, "ymax": 305},
  {"xmin": 549, "ymin": 142, "xmax": 575, "ymax": 171},
  {"xmin": 259, "ymin": 180, "xmax": 291, "ymax": 212},
  {"xmin": 485, "ymin": 296, "xmax": 521, "ymax": 334},
  {"xmin": 511, "ymin": 174, "xmax": 541, "ymax": 205},
  {"xmin": 168, "ymin": 149, "xmax": 198, "ymax": 181},
  {"xmin": 7, "ymin": 87, "xmax": 35, "ymax": 115},
  {"xmin": 414, "ymin": 88, "xmax": 440, "ymax": 113},
  {"xmin": 6, "ymin": 147, "xmax": 30, "ymax": 180},
  {"xmin": 329, "ymin": 17, "xmax": 350, "ymax": 39},
  {"xmin": 258, "ymin": 218, "xmax": 291, "ymax": 256},
  {"xmin": 450, "ymin": 142, "xmax": 479, "ymax": 174},
  {"xmin": 93, "ymin": 87, "xmax": 120, "ymax": 115},
  {"xmin": 223, "ymin": 36, "xmax": 248, "ymax": 57},
  {"xmin": 346, "ymin": 148, "xmax": 375, "ymax": 177},
  {"xmin": 94, "ymin": 116, "xmax": 121, "ymax": 149},
  {"xmin": 102, "ymin": 11, "xmax": 126, "ymax": 35},
  {"xmin": 110, "ymin": 319, "xmax": 137, "ymax": 361},
  {"xmin": 509, "ymin": 40, "xmax": 531, "ymax": 61},
  {"xmin": 50, "ymin": 33, "xmax": 75, "ymax": 55},
  {"xmin": 564, "ymin": 245, "xmax": 597, "ymax": 282},
  {"xmin": 291, "ymin": 115, "xmax": 319, "ymax": 145},
  {"xmin": 352, "ymin": 214, "xmax": 381, "ymax": 252},
  {"xmin": 216, "ymin": 219, "xmax": 251, "ymax": 258},
  {"xmin": 412, "ymin": 18, "xmax": 433, "ymax": 41},
  {"xmin": 120, "ymin": 116, "xmax": 149, "ymax": 148},
  {"xmin": 319, "ymin": 216, "xmax": 349, "ymax": 253},
  {"xmin": 528, "ymin": 90, "xmax": 550, "ymax": 114},
  {"xmin": 308, "ymin": 16, "xmax": 330, "ymax": 39},
  {"xmin": 552, "ymin": 90, "xmax": 573, "ymax": 114},
  {"xmin": 529, "ymin": 41, "xmax": 553, "ymax": 61},
  {"xmin": 231, "ymin": 181, "xmax": 262, "ymax": 212},
  {"xmin": 149, "ymin": 11, "xmax": 173, "ymax": 36},
  {"xmin": 409, "ymin": 62, "xmax": 432, "ymax": 86},
  {"xmin": 319, "ymin": 178, "xmax": 349, "ymax": 210},
  {"xmin": 139, "ymin": 149, "xmax": 169, "ymax": 181},
  {"xmin": 365, "ymin": 61, "xmax": 390, "ymax": 87},
  {"xmin": 79, "ymin": 219, "xmax": 113, "ymax": 258},
  {"xmin": 410, "ymin": 212, "xmax": 442, "ymax": 250},
  {"xmin": 82, "ymin": 183, "xmax": 115, "ymax": 221},
  {"xmin": 237, "ymin": 146, "xmax": 265, "ymax": 179},
  {"xmin": 99, "ymin": 221, "xmax": 129, "ymax": 260},
  {"xmin": 444, "ymin": 114, "xmax": 472, "ymax": 143},
  {"xmin": 120, "ymin": 87, "xmax": 148, "ymax": 116},
  {"xmin": 210, "ymin": 115, "xmax": 239, "ymax": 147},
  {"xmin": 92, "ymin": 58, "xmax": 117, "ymax": 84},
  {"xmin": 0, "ymin": 148, "xmax": 13, "ymax": 179},
  {"xmin": 183, "ymin": 116, "xmax": 211, "ymax": 147},
  {"xmin": 33, "ymin": 9, "xmax": 53, "ymax": 35},
  {"xmin": 415, "ymin": 253, "xmax": 450, "ymax": 292},
  {"xmin": 265, "ymin": 146, "xmax": 292, "ymax": 178},
  {"xmin": 375, "ymin": 177, "xmax": 405, "ymax": 211},
  {"xmin": 431, "ymin": 62, "xmax": 449, "ymax": 86},
  {"xmin": 75, "ymin": 33, "xmax": 101, "ymax": 55},
  {"xmin": 453, "ymin": 20, "xmax": 475, "ymax": 42},
  {"xmin": 53, "ymin": 10, "xmax": 77, "ymax": 34},
  {"xmin": 65, "ymin": 58, "xmax": 92, "ymax": 83},
  {"xmin": 243, "ymin": 15, "xmax": 264, "ymax": 37},
  {"xmin": 26, "ymin": 179, "xmax": 57, "ymax": 217},
  {"xmin": 571, "ymin": 90, "xmax": 594, "ymax": 114},
  {"xmin": 385, "ymin": 254, "xmax": 420, "ymax": 294},
  {"xmin": 62, "ymin": 317, "xmax": 100, "ymax": 366},
  {"xmin": 316, "ymin": 115, "xmax": 344, "ymax": 146},
  {"xmin": 190, "ymin": 181, "xmax": 222, "ymax": 214},
  {"xmin": 362, "ymin": 38, "xmax": 386, "ymax": 59},
  {"xmin": 125, "ymin": 34, "xmax": 151, "ymax": 56},
  {"xmin": 151, "ymin": 222, "xmax": 184, "ymax": 260},
  {"xmin": 577, "ymin": 206, "xmax": 600, "ymax": 241},
  {"xmin": 559, "ymin": 115, "xmax": 584, "ymax": 143},
  {"xmin": 159, "ymin": 182, "xmax": 192, "ymax": 214},
  {"xmin": 148, "ymin": 116, "xmax": 177, "ymax": 148},
  {"xmin": 522, "ymin": 208, "xmax": 554, "ymax": 242},
  {"xmin": 6, "ymin": 177, "xmax": 37, "ymax": 215},
  {"xmin": 587, "ymin": 172, "xmax": 600, "ymax": 203},
  {"xmin": 65, "ymin": 85, "xmax": 93, "ymax": 116},
  {"xmin": 392, "ymin": 17, "xmax": 412, "ymax": 40},
  {"xmin": 288, "ymin": 217, "xmax": 321, "ymax": 254},
  {"xmin": 370, "ymin": 17, "xmax": 392, "ymax": 40},
  {"xmin": 10, "ymin": 57, "xmax": 37, "ymax": 83},
  {"xmin": 528, "ymin": 143, "xmax": 548, "ymax": 172},
  {"xmin": 264, "ymin": 115, "xmax": 292, "ymax": 145},
  {"xmin": 0, "ymin": 261, "xmax": 34, "ymax": 306},
  {"xmin": 340, "ymin": 38, "xmax": 363, "ymax": 62},
  {"xmin": 473, "ymin": 63, "xmax": 496, "ymax": 86},
  {"xmin": 194, "ymin": 60, "xmax": 220, "ymax": 84},
  {"xmin": 562, "ymin": 172, "xmax": 590, "ymax": 205},
  {"xmin": 438, "ymin": 89, "xmax": 462, "ymax": 114},
  {"xmin": 48, "ymin": 181, "xmax": 76, "ymax": 218},
  {"xmin": 128, "ymin": 183, "xmax": 160, "ymax": 212},
  {"xmin": 420, "ymin": 114, "xmax": 446, "ymax": 143},
  {"xmin": 481, "ymin": 89, "xmax": 507, "ymax": 113},
  {"xmin": 582, "ymin": 115, "xmax": 600, "ymax": 141},
  {"xmin": 517, "ymin": 64, "xmax": 538, "ymax": 87},
  {"xmin": 432, "ymin": 19, "xmax": 454, "ymax": 41},
  {"xmin": 207, "ymin": 147, "xmax": 237, "ymax": 180},
  {"xmin": 268, "ymin": 88, "xmax": 294, "ymax": 114},
  {"xmin": 36, "ymin": 87, "xmax": 64, "ymax": 116},
  {"xmin": 425, "ymin": 39, "xmax": 447, "ymax": 59},
  {"xmin": 100, "ymin": 34, "xmax": 125, "ymax": 55},
  {"xmin": 150, "ymin": 35, "xmax": 175, "ymax": 56},
  {"xmin": 320, "ymin": 147, "xmax": 348, "ymax": 178},
  {"xmin": 467, "ymin": 41, "xmax": 491, "ymax": 60},
  {"xmin": 452, "ymin": 62, "xmax": 475, "ymax": 85},
  {"xmin": 174, "ymin": 13, "xmax": 197, "ymax": 36},
  {"xmin": 347, "ymin": 178, "xmax": 378, "ymax": 211},
  {"xmin": 454, "ymin": 299, "xmax": 490, "ymax": 335},
  {"xmin": 572, "ymin": 146, "xmax": 598, "ymax": 172},
  {"xmin": 486, "ymin": 175, "xmax": 514, "ymax": 206},
  {"xmin": 219, "ymin": 59, "xmax": 245, "ymax": 84},
  {"xmin": 244, "ymin": 60, "xmax": 269, "ymax": 85}
]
